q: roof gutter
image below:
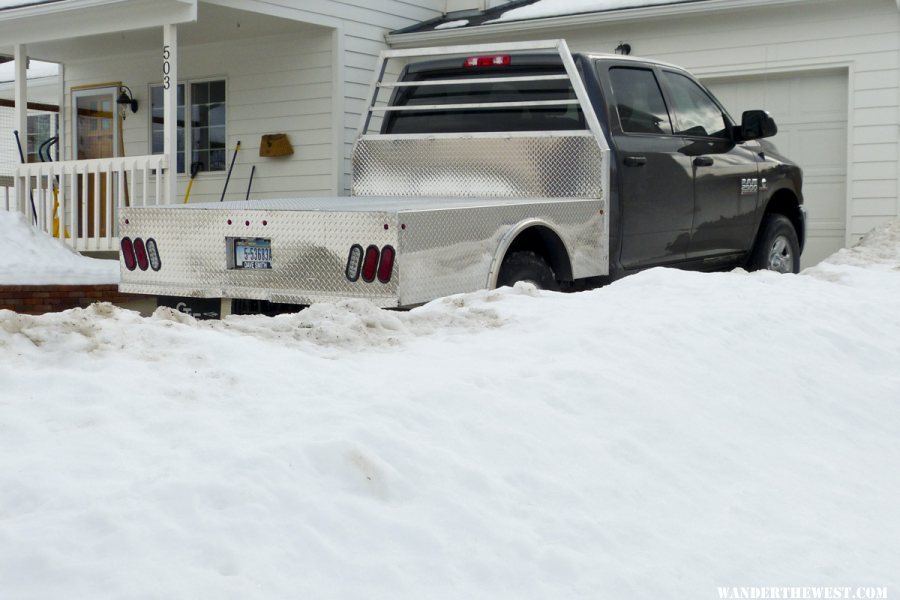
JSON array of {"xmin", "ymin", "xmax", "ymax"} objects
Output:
[{"xmin": 387, "ymin": 0, "xmax": 822, "ymax": 47}]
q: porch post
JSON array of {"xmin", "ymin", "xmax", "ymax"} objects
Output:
[
  {"xmin": 163, "ymin": 24, "xmax": 178, "ymax": 204},
  {"xmin": 14, "ymin": 44, "xmax": 27, "ymax": 214}
]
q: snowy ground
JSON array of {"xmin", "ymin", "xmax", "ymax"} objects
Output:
[
  {"xmin": 1, "ymin": 221, "xmax": 899, "ymax": 599},
  {"xmin": 0, "ymin": 211, "xmax": 118, "ymax": 285}
]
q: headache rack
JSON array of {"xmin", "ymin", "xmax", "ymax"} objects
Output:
[{"xmin": 352, "ymin": 39, "xmax": 611, "ymax": 200}]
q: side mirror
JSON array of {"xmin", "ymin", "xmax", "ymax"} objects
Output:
[{"xmin": 740, "ymin": 109, "xmax": 778, "ymax": 141}]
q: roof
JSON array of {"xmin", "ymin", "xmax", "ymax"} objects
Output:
[
  {"xmin": 393, "ymin": 0, "xmax": 705, "ymax": 35},
  {"xmin": 388, "ymin": 0, "xmax": 834, "ymax": 44}
]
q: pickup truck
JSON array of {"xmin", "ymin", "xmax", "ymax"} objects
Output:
[{"xmin": 119, "ymin": 40, "xmax": 805, "ymax": 315}]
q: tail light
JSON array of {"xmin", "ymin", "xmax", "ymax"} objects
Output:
[
  {"xmin": 361, "ymin": 245, "xmax": 379, "ymax": 283},
  {"xmin": 377, "ymin": 245, "xmax": 395, "ymax": 283},
  {"xmin": 345, "ymin": 244, "xmax": 363, "ymax": 282},
  {"xmin": 134, "ymin": 237, "xmax": 149, "ymax": 271},
  {"xmin": 121, "ymin": 237, "xmax": 137, "ymax": 271},
  {"xmin": 146, "ymin": 238, "xmax": 161, "ymax": 271},
  {"xmin": 463, "ymin": 55, "xmax": 511, "ymax": 67}
]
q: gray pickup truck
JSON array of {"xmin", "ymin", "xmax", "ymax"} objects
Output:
[{"xmin": 119, "ymin": 40, "xmax": 804, "ymax": 314}]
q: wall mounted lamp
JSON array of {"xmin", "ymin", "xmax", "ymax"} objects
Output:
[
  {"xmin": 615, "ymin": 42, "xmax": 632, "ymax": 56},
  {"xmin": 117, "ymin": 85, "xmax": 138, "ymax": 119}
]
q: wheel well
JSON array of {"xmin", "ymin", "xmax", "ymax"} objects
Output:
[
  {"xmin": 763, "ymin": 189, "xmax": 805, "ymax": 251},
  {"xmin": 504, "ymin": 226, "xmax": 573, "ymax": 281}
]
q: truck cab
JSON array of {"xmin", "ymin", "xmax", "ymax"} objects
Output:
[{"xmin": 382, "ymin": 50, "xmax": 805, "ymax": 279}]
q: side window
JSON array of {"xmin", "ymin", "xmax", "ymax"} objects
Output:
[
  {"xmin": 660, "ymin": 71, "xmax": 729, "ymax": 139},
  {"xmin": 151, "ymin": 80, "xmax": 227, "ymax": 173},
  {"xmin": 608, "ymin": 67, "xmax": 672, "ymax": 135}
]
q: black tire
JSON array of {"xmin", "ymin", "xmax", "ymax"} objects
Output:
[
  {"xmin": 497, "ymin": 251, "xmax": 559, "ymax": 290},
  {"xmin": 747, "ymin": 214, "xmax": 801, "ymax": 274}
]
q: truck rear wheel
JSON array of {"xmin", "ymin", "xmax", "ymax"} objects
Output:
[
  {"xmin": 497, "ymin": 251, "xmax": 559, "ymax": 290},
  {"xmin": 747, "ymin": 214, "xmax": 800, "ymax": 274}
]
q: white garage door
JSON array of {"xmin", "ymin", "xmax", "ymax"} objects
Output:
[{"xmin": 704, "ymin": 69, "xmax": 848, "ymax": 268}]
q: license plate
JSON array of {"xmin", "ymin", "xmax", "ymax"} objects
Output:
[{"xmin": 234, "ymin": 237, "xmax": 272, "ymax": 269}]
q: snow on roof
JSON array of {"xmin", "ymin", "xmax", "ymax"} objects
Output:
[
  {"xmin": 0, "ymin": 216, "xmax": 899, "ymax": 598},
  {"xmin": 395, "ymin": 0, "xmax": 708, "ymax": 34},
  {"xmin": 490, "ymin": 0, "xmax": 696, "ymax": 23},
  {"xmin": 0, "ymin": 211, "xmax": 118, "ymax": 284}
]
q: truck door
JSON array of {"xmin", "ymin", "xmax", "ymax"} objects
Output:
[
  {"xmin": 604, "ymin": 65, "xmax": 694, "ymax": 268},
  {"xmin": 658, "ymin": 70, "xmax": 761, "ymax": 261}
]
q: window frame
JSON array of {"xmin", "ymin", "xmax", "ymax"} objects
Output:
[
  {"xmin": 658, "ymin": 69, "xmax": 734, "ymax": 141},
  {"xmin": 148, "ymin": 76, "xmax": 227, "ymax": 175},
  {"xmin": 606, "ymin": 65, "xmax": 675, "ymax": 137}
]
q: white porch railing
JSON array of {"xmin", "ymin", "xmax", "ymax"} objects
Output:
[{"xmin": 13, "ymin": 155, "xmax": 168, "ymax": 252}]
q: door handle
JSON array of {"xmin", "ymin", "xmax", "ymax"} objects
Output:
[
  {"xmin": 693, "ymin": 156, "xmax": 714, "ymax": 167},
  {"xmin": 624, "ymin": 155, "xmax": 647, "ymax": 167}
]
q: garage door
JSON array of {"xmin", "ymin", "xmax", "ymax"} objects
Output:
[{"xmin": 704, "ymin": 70, "xmax": 848, "ymax": 268}]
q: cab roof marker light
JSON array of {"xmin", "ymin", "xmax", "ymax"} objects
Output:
[
  {"xmin": 377, "ymin": 245, "xmax": 395, "ymax": 284},
  {"xmin": 134, "ymin": 237, "xmax": 149, "ymax": 271},
  {"xmin": 346, "ymin": 244, "xmax": 363, "ymax": 282},
  {"xmin": 463, "ymin": 55, "xmax": 511, "ymax": 68},
  {"xmin": 121, "ymin": 237, "xmax": 137, "ymax": 271},
  {"xmin": 146, "ymin": 238, "xmax": 162, "ymax": 271}
]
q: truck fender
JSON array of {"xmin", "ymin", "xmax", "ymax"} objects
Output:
[{"xmin": 487, "ymin": 219, "xmax": 573, "ymax": 289}]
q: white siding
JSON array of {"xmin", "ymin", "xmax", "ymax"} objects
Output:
[
  {"xmin": 397, "ymin": 0, "xmax": 900, "ymax": 251},
  {"xmin": 206, "ymin": 0, "xmax": 446, "ymax": 193},
  {"xmin": 64, "ymin": 28, "xmax": 334, "ymax": 203}
]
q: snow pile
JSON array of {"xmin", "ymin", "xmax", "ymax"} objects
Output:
[
  {"xmin": 490, "ymin": 0, "xmax": 695, "ymax": 24},
  {"xmin": 435, "ymin": 18, "xmax": 470, "ymax": 30},
  {"xmin": 809, "ymin": 218, "xmax": 900, "ymax": 271},
  {"xmin": 0, "ymin": 211, "xmax": 119, "ymax": 284},
  {"xmin": 1, "ymin": 222, "xmax": 899, "ymax": 598}
]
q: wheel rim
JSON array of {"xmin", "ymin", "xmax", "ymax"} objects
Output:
[{"xmin": 768, "ymin": 235, "xmax": 794, "ymax": 273}]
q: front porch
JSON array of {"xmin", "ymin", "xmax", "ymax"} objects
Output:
[{"xmin": 0, "ymin": 0, "xmax": 339, "ymax": 253}]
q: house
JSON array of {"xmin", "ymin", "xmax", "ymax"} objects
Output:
[
  {"xmin": 0, "ymin": 0, "xmax": 444, "ymax": 253},
  {"xmin": 389, "ymin": 0, "xmax": 900, "ymax": 267}
]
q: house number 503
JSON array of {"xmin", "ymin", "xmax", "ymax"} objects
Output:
[{"xmin": 163, "ymin": 45, "xmax": 171, "ymax": 89}]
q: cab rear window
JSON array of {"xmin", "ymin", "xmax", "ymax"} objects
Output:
[{"xmin": 382, "ymin": 67, "xmax": 586, "ymax": 134}]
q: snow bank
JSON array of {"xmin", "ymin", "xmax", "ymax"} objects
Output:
[
  {"xmin": 1, "ymin": 221, "xmax": 899, "ymax": 599},
  {"xmin": 0, "ymin": 211, "xmax": 119, "ymax": 284}
]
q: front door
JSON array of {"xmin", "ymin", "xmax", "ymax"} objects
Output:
[
  {"xmin": 658, "ymin": 71, "xmax": 761, "ymax": 261},
  {"xmin": 73, "ymin": 85, "xmax": 120, "ymax": 238}
]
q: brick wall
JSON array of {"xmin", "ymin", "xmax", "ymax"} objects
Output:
[{"xmin": 0, "ymin": 285, "xmax": 143, "ymax": 315}]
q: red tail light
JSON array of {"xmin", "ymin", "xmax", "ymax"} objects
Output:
[
  {"xmin": 134, "ymin": 237, "xmax": 149, "ymax": 271},
  {"xmin": 121, "ymin": 237, "xmax": 137, "ymax": 271},
  {"xmin": 377, "ymin": 245, "xmax": 395, "ymax": 283},
  {"xmin": 361, "ymin": 245, "xmax": 380, "ymax": 283},
  {"xmin": 463, "ymin": 55, "xmax": 511, "ymax": 68}
]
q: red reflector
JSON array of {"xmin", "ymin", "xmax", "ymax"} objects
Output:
[
  {"xmin": 134, "ymin": 237, "xmax": 149, "ymax": 271},
  {"xmin": 377, "ymin": 245, "xmax": 395, "ymax": 284},
  {"xmin": 463, "ymin": 54, "xmax": 511, "ymax": 68},
  {"xmin": 121, "ymin": 237, "xmax": 137, "ymax": 271},
  {"xmin": 361, "ymin": 245, "xmax": 380, "ymax": 283}
]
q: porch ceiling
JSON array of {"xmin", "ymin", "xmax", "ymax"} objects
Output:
[{"xmin": 1, "ymin": 1, "xmax": 320, "ymax": 63}]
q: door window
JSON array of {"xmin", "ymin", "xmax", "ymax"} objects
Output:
[
  {"xmin": 73, "ymin": 87, "xmax": 119, "ymax": 160},
  {"xmin": 608, "ymin": 67, "xmax": 672, "ymax": 135},
  {"xmin": 661, "ymin": 71, "xmax": 729, "ymax": 139}
]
